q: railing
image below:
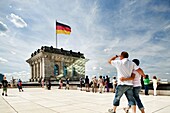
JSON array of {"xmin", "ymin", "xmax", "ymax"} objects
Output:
[{"xmin": 1, "ymin": 82, "xmax": 170, "ymax": 90}]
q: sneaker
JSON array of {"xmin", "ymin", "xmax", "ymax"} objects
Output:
[
  {"xmin": 2, "ymin": 93, "xmax": 4, "ymax": 96},
  {"xmin": 108, "ymin": 109, "xmax": 116, "ymax": 113}
]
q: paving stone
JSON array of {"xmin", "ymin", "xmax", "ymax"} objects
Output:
[{"xmin": 0, "ymin": 87, "xmax": 170, "ymax": 113}]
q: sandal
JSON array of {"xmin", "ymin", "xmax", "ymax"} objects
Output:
[
  {"xmin": 123, "ymin": 107, "xmax": 129, "ymax": 113},
  {"xmin": 108, "ymin": 109, "xmax": 116, "ymax": 113}
]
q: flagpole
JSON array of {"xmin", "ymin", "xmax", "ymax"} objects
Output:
[
  {"xmin": 56, "ymin": 20, "xmax": 57, "ymax": 48},
  {"xmin": 56, "ymin": 32, "xmax": 57, "ymax": 48}
]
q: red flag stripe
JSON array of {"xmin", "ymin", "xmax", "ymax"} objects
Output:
[{"xmin": 56, "ymin": 26, "xmax": 71, "ymax": 32}]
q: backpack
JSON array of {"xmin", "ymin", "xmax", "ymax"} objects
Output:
[{"xmin": 19, "ymin": 82, "xmax": 22, "ymax": 86}]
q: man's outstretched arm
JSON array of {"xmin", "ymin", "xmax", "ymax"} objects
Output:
[{"xmin": 108, "ymin": 55, "xmax": 119, "ymax": 64}]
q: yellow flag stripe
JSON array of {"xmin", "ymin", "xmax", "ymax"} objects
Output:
[{"xmin": 56, "ymin": 30, "xmax": 71, "ymax": 35}]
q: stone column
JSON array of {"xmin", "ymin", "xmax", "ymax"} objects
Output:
[
  {"xmin": 39, "ymin": 58, "xmax": 42, "ymax": 79},
  {"xmin": 37, "ymin": 61, "xmax": 39, "ymax": 80},
  {"xmin": 34, "ymin": 62, "xmax": 36, "ymax": 81},
  {"xmin": 36, "ymin": 61, "xmax": 39, "ymax": 81},
  {"xmin": 30, "ymin": 65, "xmax": 33, "ymax": 79},
  {"xmin": 30, "ymin": 64, "xmax": 33, "ymax": 82},
  {"xmin": 34, "ymin": 61, "xmax": 37, "ymax": 81},
  {"xmin": 42, "ymin": 57, "xmax": 45, "ymax": 79},
  {"xmin": 33, "ymin": 62, "xmax": 35, "ymax": 79}
]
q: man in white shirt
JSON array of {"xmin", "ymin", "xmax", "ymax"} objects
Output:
[
  {"xmin": 108, "ymin": 51, "xmax": 145, "ymax": 113},
  {"xmin": 121, "ymin": 59, "xmax": 146, "ymax": 113}
]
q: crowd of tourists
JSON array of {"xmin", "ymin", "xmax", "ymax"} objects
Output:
[{"xmin": 79, "ymin": 75, "xmax": 117, "ymax": 93}]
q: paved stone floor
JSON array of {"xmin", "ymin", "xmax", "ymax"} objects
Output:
[{"xmin": 0, "ymin": 87, "xmax": 170, "ymax": 113}]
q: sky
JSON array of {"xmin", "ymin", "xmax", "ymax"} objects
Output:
[{"xmin": 0, "ymin": 0, "xmax": 170, "ymax": 82}]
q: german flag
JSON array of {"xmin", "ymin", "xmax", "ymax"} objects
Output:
[{"xmin": 56, "ymin": 22, "xmax": 71, "ymax": 35}]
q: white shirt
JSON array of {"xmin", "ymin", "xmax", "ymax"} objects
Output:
[
  {"xmin": 152, "ymin": 79, "xmax": 158, "ymax": 87},
  {"xmin": 132, "ymin": 70, "xmax": 141, "ymax": 87},
  {"xmin": 111, "ymin": 58, "xmax": 139, "ymax": 85},
  {"xmin": 112, "ymin": 79, "xmax": 117, "ymax": 85}
]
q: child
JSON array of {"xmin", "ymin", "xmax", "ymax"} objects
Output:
[
  {"xmin": 65, "ymin": 78, "xmax": 70, "ymax": 90},
  {"xmin": 152, "ymin": 76, "xmax": 158, "ymax": 96},
  {"xmin": 1, "ymin": 76, "xmax": 8, "ymax": 96},
  {"xmin": 18, "ymin": 79, "xmax": 24, "ymax": 92}
]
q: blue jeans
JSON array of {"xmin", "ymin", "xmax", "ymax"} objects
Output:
[
  {"xmin": 113, "ymin": 85, "xmax": 136, "ymax": 106},
  {"xmin": 106, "ymin": 83, "xmax": 109, "ymax": 92},
  {"xmin": 144, "ymin": 85, "xmax": 149, "ymax": 95},
  {"xmin": 125, "ymin": 87, "xmax": 144, "ymax": 110},
  {"xmin": 133, "ymin": 87, "xmax": 144, "ymax": 109}
]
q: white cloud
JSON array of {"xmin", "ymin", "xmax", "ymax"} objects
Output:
[
  {"xmin": 0, "ymin": 21, "xmax": 8, "ymax": 35},
  {"xmin": 0, "ymin": 57, "xmax": 8, "ymax": 63},
  {"xmin": 92, "ymin": 66, "xmax": 103, "ymax": 71},
  {"xmin": 164, "ymin": 24, "xmax": 170, "ymax": 30},
  {"xmin": 16, "ymin": 8, "xmax": 22, "ymax": 11},
  {"xmin": 99, "ymin": 67, "xmax": 103, "ymax": 70},
  {"xmin": 4, "ymin": 71, "xmax": 30, "ymax": 82},
  {"xmin": 92, "ymin": 66, "xmax": 97, "ymax": 70},
  {"xmin": 104, "ymin": 48, "xmax": 112, "ymax": 53},
  {"xmin": 6, "ymin": 13, "xmax": 27, "ymax": 28},
  {"xmin": 151, "ymin": 4, "xmax": 170, "ymax": 12},
  {"xmin": 10, "ymin": 51, "xmax": 16, "ymax": 55}
]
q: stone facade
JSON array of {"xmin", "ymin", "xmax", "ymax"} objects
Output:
[{"xmin": 26, "ymin": 46, "xmax": 88, "ymax": 82}]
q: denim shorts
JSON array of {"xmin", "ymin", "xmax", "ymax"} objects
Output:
[{"xmin": 113, "ymin": 85, "xmax": 136, "ymax": 106}]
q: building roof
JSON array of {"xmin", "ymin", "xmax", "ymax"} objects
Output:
[{"xmin": 30, "ymin": 46, "xmax": 85, "ymax": 59}]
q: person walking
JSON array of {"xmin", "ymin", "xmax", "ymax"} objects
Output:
[
  {"xmin": 18, "ymin": 79, "xmax": 24, "ymax": 92},
  {"xmin": 108, "ymin": 51, "xmax": 145, "ymax": 113},
  {"xmin": 47, "ymin": 79, "xmax": 51, "ymax": 90},
  {"xmin": 58, "ymin": 79, "xmax": 63, "ymax": 89},
  {"xmin": 65, "ymin": 78, "xmax": 70, "ymax": 90},
  {"xmin": 106, "ymin": 75, "xmax": 110, "ymax": 92},
  {"xmin": 41, "ymin": 78, "xmax": 44, "ymax": 88},
  {"xmin": 143, "ymin": 75, "xmax": 150, "ymax": 95},
  {"xmin": 121, "ymin": 59, "xmax": 146, "ymax": 113},
  {"xmin": 85, "ymin": 76, "xmax": 90, "ymax": 92},
  {"xmin": 152, "ymin": 76, "xmax": 158, "ymax": 96},
  {"xmin": 38, "ymin": 77, "xmax": 42, "ymax": 87},
  {"xmin": 103, "ymin": 76, "xmax": 106, "ymax": 92},
  {"xmin": 92, "ymin": 76, "xmax": 98, "ymax": 93},
  {"xmin": 98, "ymin": 76, "xmax": 104, "ymax": 93},
  {"xmin": 1, "ymin": 76, "xmax": 8, "ymax": 96},
  {"xmin": 79, "ymin": 77, "xmax": 83, "ymax": 91},
  {"xmin": 112, "ymin": 76, "xmax": 117, "ymax": 93}
]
